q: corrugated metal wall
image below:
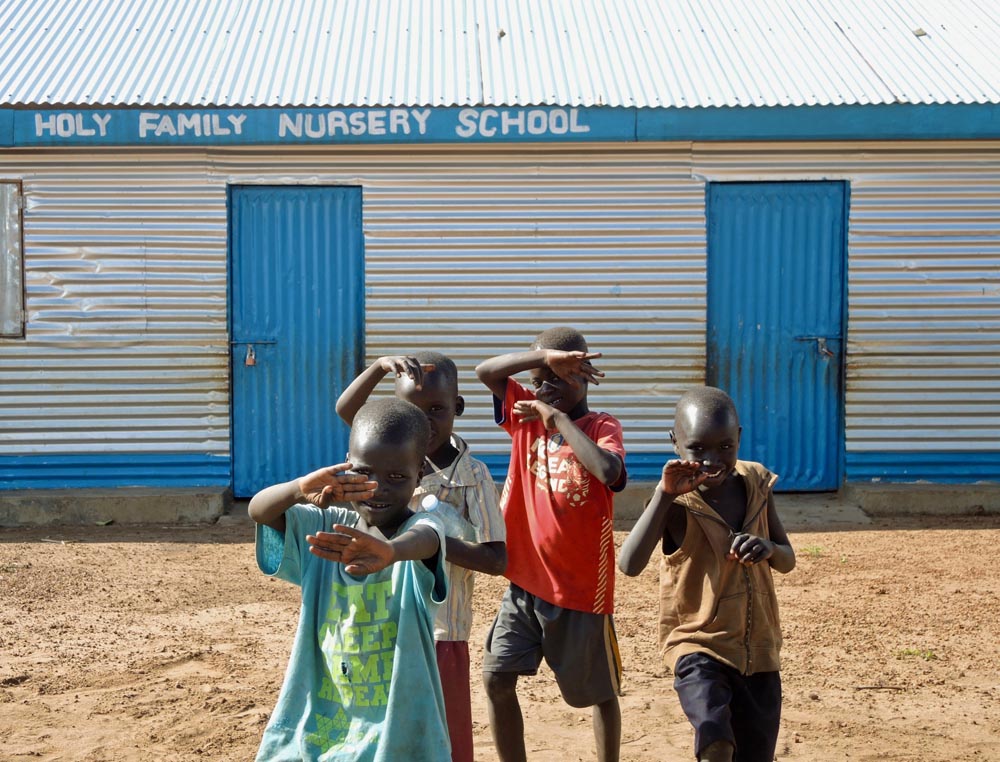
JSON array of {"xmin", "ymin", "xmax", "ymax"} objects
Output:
[
  {"xmin": 1, "ymin": 142, "xmax": 998, "ymax": 485},
  {"xmin": 0, "ymin": 152, "xmax": 230, "ymax": 485},
  {"xmin": 693, "ymin": 142, "xmax": 1000, "ymax": 477},
  {"xmin": 0, "ymin": 144, "xmax": 706, "ymax": 485},
  {"xmin": 216, "ymin": 145, "xmax": 708, "ymax": 462}
]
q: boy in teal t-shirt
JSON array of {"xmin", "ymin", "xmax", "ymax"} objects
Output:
[{"xmin": 249, "ymin": 398, "xmax": 451, "ymax": 761}]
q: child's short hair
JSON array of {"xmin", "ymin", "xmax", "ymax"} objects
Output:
[
  {"xmin": 411, "ymin": 350, "xmax": 458, "ymax": 392},
  {"xmin": 675, "ymin": 386, "xmax": 739, "ymax": 424},
  {"xmin": 351, "ymin": 397, "xmax": 431, "ymax": 456},
  {"xmin": 532, "ymin": 326, "xmax": 588, "ymax": 353}
]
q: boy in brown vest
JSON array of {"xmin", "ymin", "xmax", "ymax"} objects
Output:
[{"xmin": 618, "ymin": 386, "xmax": 795, "ymax": 762}]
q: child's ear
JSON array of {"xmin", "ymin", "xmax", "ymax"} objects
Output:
[
  {"xmin": 455, "ymin": 395, "xmax": 465, "ymax": 416},
  {"xmin": 669, "ymin": 428, "xmax": 679, "ymax": 455}
]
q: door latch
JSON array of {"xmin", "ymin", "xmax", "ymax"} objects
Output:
[{"xmin": 794, "ymin": 335, "xmax": 838, "ymax": 359}]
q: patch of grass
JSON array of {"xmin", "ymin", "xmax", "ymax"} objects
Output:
[
  {"xmin": 896, "ymin": 648, "xmax": 938, "ymax": 661},
  {"xmin": 800, "ymin": 545, "xmax": 824, "ymax": 558}
]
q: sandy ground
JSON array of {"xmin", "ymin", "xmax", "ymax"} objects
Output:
[{"xmin": 1, "ymin": 505, "xmax": 998, "ymax": 761}]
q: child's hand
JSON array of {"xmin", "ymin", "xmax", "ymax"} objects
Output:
[
  {"xmin": 297, "ymin": 463, "xmax": 378, "ymax": 508},
  {"xmin": 660, "ymin": 459, "xmax": 708, "ymax": 495},
  {"xmin": 378, "ymin": 356, "xmax": 435, "ymax": 389},
  {"xmin": 545, "ymin": 350, "xmax": 604, "ymax": 388},
  {"xmin": 728, "ymin": 533, "xmax": 776, "ymax": 565},
  {"xmin": 307, "ymin": 524, "xmax": 396, "ymax": 575},
  {"xmin": 513, "ymin": 399, "xmax": 561, "ymax": 429}
]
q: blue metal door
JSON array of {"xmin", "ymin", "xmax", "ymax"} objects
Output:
[
  {"xmin": 706, "ymin": 182, "xmax": 846, "ymax": 491},
  {"xmin": 229, "ymin": 186, "xmax": 364, "ymax": 497}
]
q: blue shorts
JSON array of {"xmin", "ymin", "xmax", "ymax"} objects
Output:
[
  {"xmin": 673, "ymin": 652, "xmax": 781, "ymax": 761},
  {"xmin": 482, "ymin": 583, "xmax": 622, "ymax": 708}
]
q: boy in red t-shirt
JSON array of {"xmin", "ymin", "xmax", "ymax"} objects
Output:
[{"xmin": 476, "ymin": 326, "xmax": 627, "ymax": 762}]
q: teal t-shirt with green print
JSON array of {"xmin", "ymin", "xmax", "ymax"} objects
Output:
[{"xmin": 254, "ymin": 503, "xmax": 450, "ymax": 761}]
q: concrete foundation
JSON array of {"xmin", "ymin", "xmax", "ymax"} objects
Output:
[
  {"xmin": 1, "ymin": 481, "xmax": 996, "ymax": 527},
  {"xmin": 0, "ymin": 488, "xmax": 229, "ymax": 526},
  {"xmin": 844, "ymin": 483, "xmax": 1000, "ymax": 516}
]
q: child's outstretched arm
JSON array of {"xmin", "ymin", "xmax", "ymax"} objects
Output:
[
  {"xmin": 335, "ymin": 356, "xmax": 434, "ymax": 424},
  {"xmin": 475, "ymin": 348, "xmax": 603, "ymax": 400},
  {"xmin": 247, "ymin": 464, "xmax": 378, "ymax": 532},
  {"xmin": 306, "ymin": 523, "xmax": 441, "ymax": 576},
  {"xmin": 618, "ymin": 460, "xmax": 700, "ymax": 575},
  {"xmin": 728, "ymin": 494, "xmax": 796, "ymax": 573},
  {"xmin": 444, "ymin": 537, "xmax": 507, "ymax": 575}
]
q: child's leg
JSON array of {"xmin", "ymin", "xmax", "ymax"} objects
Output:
[
  {"xmin": 593, "ymin": 695, "xmax": 621, "ymax": 762},
  {"xmin": 483, "ymin": 671, "xmax": 525, "ymax": 762},
  {"xmin": 673, "ymin": 653, "xmax": 737, "ymax": 759},
  {"xmin": 699, "ymin": 740, "xmax": 735, "ymax": 762},
  {"xmin": 536, "ymin": 605, "xmax": 623, "ymax": 762},
  {"xmin": 482, "ymin": 585, "xmax": 545, "ymax": 762},
  {"xmin": 729, "ymin": 670, "xmax": 781, "ymax": 762},
  {"xmin": 437, "ymin": 640, "xmax": 474, "ymax": 762}
]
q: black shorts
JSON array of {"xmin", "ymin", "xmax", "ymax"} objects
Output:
[
  {"xmin": 673, "ymin": 652, "xmax": 781, "ymax": 762},
  {"xmin": 482, "ymin": 583, "xmax": 622, "ymax": 708}
]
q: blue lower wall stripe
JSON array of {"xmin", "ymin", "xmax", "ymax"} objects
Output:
[
  {"xmin": 0, "ymin": 453, "xmax": 231, "ymax": 489},
  {"xmin": 482, "ymin": 451, "xmax": 1000, "ymax": 486},
  {"xmin": 3, "ymin": 450, "xmax": 997, "ymax": 490},
  {"xmin": 845, "ymin": 451, "xmax": 1000, "ymax": 484},
  {"xmin": 480, "ymin": 452, "xmax": 685, "ymax": 484}
]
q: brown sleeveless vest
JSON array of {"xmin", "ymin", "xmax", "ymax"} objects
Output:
[{"xmin": 658, "ymin": 461, "xmax": 783, "ymax": 675}]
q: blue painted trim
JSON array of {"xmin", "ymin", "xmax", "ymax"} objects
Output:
[
  {"xmin": 478, "ymin": 454, "xmax": 511, "ymax": 483},
  {"xmin": 1, "ymin": 103, "xmax": 998, "ymax": 147},
  {"xmin": 483, "ymin": 450, "xmax": 1000, "ymax": 486},
  {"xmin": 0, "ymin": 453, "xmax": 231, "ymax": 489},
  {"xmin": 0, "ymin": 109, "xmax": 12, "ymax": 147},
  {"xmin": 6, "ymin": 106, "xmax": 631, "ymax": 146},
  {"xmin": 846, "ymin": 451, "xmax": 1000, "ymax": 483},
  {"xmin": 4, "ymin": 450, "xmax": 994, "ymax": 490},
  {"xmin": 637, "ymin": 103, "xmax": 1000, "ymax": 141}
]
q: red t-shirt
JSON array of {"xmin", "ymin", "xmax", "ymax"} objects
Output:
[{"xmin": 496, "ymin": 379, "xmax": 627, "ymax": 614}]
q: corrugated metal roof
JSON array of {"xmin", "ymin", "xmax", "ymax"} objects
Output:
[{"xmin": 0, "ymin": 0, "xmax": 996, "ymax": 109}]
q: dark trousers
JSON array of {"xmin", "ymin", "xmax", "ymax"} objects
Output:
[{"xmin": 673, "ymin": 653, "xmax": 781, "ymax": 762}]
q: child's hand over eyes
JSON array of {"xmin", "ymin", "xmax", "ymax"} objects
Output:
[
  {"xmin": 297, "ymin": 463, "xmax": 378, "ymax": 508},
  {"xmin": 659, "ymin": 459, "xmax": 708, "ymax": 495}
]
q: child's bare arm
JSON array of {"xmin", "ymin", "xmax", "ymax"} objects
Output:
[
  {"xmin": 476, "ymin": 349, "xmax": 548, "ymax": 399},
  {"xmin": 728, "ymin": 494, "xmax": 796, "ymax": 573},
  {"xmin": 247, "ymin": 464, "xmax": 378, "ymax": 532},
  {"xmin": 512, "ymin": 399, "xmax": 623, "ymax": 485},
  {"xmin": 335, "ymin": 356, "xmax": 432, "ymax": 424},
  {"xmin": 552, "ymin": 408, "xmax": 622, "ymax": 486},
  {"xmin": 618, "ymin": 461, "xmax": 695, "ymax": 575},
  {"xmin": 475, "ymin": 349, "xmax": 604, "ymax": 400},
  {"xmin": 307, "ymin": 523, "xmax": 440, "ymax": 575},
  {"xmin": 444, "ymin": 538, "xmax": 507, "ymax": 575}
]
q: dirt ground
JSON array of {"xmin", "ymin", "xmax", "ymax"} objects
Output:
[{"xmin": 1, "ymin": 507, "xmax": 998, "ymax": 762}]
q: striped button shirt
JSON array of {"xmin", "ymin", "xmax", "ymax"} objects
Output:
[{"xmin": 410, "ymin": 435, "xmax": 506, "ymax": 641}]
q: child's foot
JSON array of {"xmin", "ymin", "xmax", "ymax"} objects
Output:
[{"xmin": 698, "ymin": 740, "xmax": 734, "ymax": 762}]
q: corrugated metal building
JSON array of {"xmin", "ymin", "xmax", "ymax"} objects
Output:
[{"xmin": 1, "ymin": 0, "xmax": 998, "ymax": 514}]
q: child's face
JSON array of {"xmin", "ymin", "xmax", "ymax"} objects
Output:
[
  {"xmin": 396, "ymin": 372, "xmax": 463, "ymax": 459},
  {"xmin": 347, "ymin": 432, "xmax": 423, "ymax": 534},
  {"xmin": 672, "ymin": 405, "xmax": 741, "ymax": 490},
  {"xmin": 528, "ymin": 366, "xmax": 587, "ymax": 416}
]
